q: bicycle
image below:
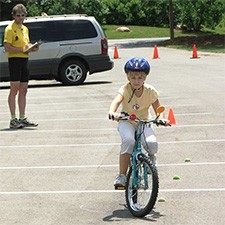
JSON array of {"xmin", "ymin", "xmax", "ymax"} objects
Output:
[{"xmin": 112, "ymin": 106, "xmax": 169, "ymax": 217}]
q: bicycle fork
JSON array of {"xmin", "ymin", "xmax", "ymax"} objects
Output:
[
  {"xmin": 132, "ymin": 143, "xmax": 149, "ymax": 189},
  {"xmin": 132, "ymin": 142, "xmax": 142, "ymax": 189}
]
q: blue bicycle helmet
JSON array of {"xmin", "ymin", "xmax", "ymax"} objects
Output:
[{"xmin": 124, "ymin": 57, "xmax": 150, "ymax": 75}]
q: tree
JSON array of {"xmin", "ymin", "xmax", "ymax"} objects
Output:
[
  {"xmin": 0, "ymin": 0, "xmax": 28, "ymax": 20},
  {"xmin": 176, "ymin": 0, "xmax": 225, "ymax": 31},
  {"xmin": 1, "ymin": 0, "xmax": 224, "ymax": 31},
  {"xmin": 25, "ymin": 0, "xmax": 76, "ymax": 16},
  {"xmin": 169, "ymin": 0, "xmax": 174, "ymax": 39},
  {"xmin": 102, "ymin": 0, "xmax": 128, "ymax": 25},
  {"xmin": 73, "ymin": 0, "xmax": 108, "ymax": 23}
]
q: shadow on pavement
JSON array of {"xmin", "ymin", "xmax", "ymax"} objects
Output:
[
  {"xmin": 0, "ymin": 80, "xmax": 112, "ymax": 90},
  {"xmin": 0, "ymin": 127, "xmax": 38, "ymax": 132},
  {"xmin": 102, "ymin": 207, "xmax": 164, "ymax": 222}
]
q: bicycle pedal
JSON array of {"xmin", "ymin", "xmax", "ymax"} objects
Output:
[{"xmin": 114, "ymin": 185, "xmax": 126, "ymax": 190}]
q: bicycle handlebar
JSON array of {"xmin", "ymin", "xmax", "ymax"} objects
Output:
[{"xmin": 111, "ymin": 111, "xmax": 171, "ymax": 126}]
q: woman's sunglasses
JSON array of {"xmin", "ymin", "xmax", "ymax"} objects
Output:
[{"xmin": 16, "ymin": 14, "xmax": 26, "ymax": 17}]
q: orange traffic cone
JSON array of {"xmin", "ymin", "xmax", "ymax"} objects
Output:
[
  {"xmin": 113, "ymin": 45, "xmax": 119, "ymax": 59},
  {"xmin": 191, "ymin": 44, "xmax": 199, "ymax": 59},
  {"xmin": 168, "ymin": 108, "xmax": 176, "ymax": 125},
  {"xmin": 152, "ymin": 45, "xmax": 160, "ymax": 59}
]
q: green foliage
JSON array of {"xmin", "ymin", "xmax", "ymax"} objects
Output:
[
  {"xmin": 25, "ymin": 0, "xmax": 76, "ymax": 16},
  {"xmin": 176, "ymin": 0, "xmax": 225, "ymax": 31},
  {"xmin": 103, "ymin": 0, "xmax": 169, "ymax": 26},
  {"xmin": 72, "ymin": 0, "xmax": 108, "ymax": 23},
  {"xmin": 0, "ymin": 0, "xmax": 27, "ymax": 20},
  {"xmin": 215, "ymin": 13, "xmax": 225, "ymax": 33},
  {"xmin": 1, "ymin": 0, "xmax": 225, "ymax": 32}
]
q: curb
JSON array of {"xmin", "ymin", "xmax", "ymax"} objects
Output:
[{"xmin": 108, "ymin": 37, "xmax": 169, "ymax": 48}]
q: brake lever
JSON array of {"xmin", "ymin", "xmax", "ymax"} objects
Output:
[
  {"xmin": 121, "ymin": 111, "xmax": 130, "ymax": 116},
  {"xmin": 156, "ymin": 119, "xmax": 171, "ymax": 126}
]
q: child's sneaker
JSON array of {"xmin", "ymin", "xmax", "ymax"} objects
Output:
[
  {"xmin": 10, "ymin": 118, "xmax": 24, "ymax": 129},
  {"xmin": 19, "ymin": 118, "xmax": 38, "ymax": 127},
  {"xmin": 114, "ymin": 174, "xmax": 126, "ymax": 187}
]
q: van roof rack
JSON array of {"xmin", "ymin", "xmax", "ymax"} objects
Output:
[{"xmin": 26, "ymin": 14, "xmax": 88, "ymax": 20}]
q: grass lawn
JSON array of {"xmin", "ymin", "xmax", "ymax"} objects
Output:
[
  {"xmin": 103, "ymin": 25, "xmax": 197, "ymax": 39},
  {"xmin": 103, "ymin": 25, "xmax": 225, "ymax": 53}
]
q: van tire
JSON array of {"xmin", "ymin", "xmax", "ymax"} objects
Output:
[{"xmin": 60, "ymin": 60, "xmax": 87, "ymax": 85}]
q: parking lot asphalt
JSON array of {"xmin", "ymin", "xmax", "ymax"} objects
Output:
[{"xmin": 0, "ymin": 46, "xmax": 225, "ymax": 225}]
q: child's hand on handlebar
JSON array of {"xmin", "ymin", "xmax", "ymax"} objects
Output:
[
  {"xmin": 156, "ymin": 119, "xmax": 171, "ymax": 126},
  {"xmin": 108, "ymin": 112, "xmax": 120, "ymax": 121}
]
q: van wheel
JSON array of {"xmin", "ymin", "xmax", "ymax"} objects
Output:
[{"xmin": 60, "ymin": 60, "xmax": 87, "ymax": 85}]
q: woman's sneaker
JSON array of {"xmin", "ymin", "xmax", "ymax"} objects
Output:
[
  {"xmin": 19, "ymin": 118, "xmax": 38, "ymax": 127},
  {"xmin": 10, "ymin": 118, "xmax": 24, "ymax": 129},
  {"xmin": 114, "ymin": 174, "xmax": 127, "ymax": 188}
]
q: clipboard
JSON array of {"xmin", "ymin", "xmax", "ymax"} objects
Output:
[{"xmin": 24, "ymin": 40, "xmax": 43, "ymax": 53}]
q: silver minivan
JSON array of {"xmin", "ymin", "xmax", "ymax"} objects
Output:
[{"xmin": 0, "ymin": 14, "xmax": 113, "ymax": 85}]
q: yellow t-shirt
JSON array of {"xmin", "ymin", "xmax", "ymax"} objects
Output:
[
  {"xmin": 118, "ymin": 82, "xmax": 159, "ymax": 121},
  {"xmin": 4, "ymin": 21, "xmax": 29, "ymax": 58}
]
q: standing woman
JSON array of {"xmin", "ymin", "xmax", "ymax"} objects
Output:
[{"xmin": 4, "ymin": 4, "xmax": 39, "ymax": 129}]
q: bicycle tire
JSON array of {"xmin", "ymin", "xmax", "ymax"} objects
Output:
[{"xmin": 125, "ymin": 157, "xmax": 159, "ymax": 217}]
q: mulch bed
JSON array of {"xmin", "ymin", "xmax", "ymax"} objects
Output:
[{"xmin": 160, "ymin": 34, "xmax": 225, "ymax": 46}]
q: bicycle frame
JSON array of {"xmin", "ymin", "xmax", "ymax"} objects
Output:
[
  {"xmin": 111, "ymin": 106, "xmax": 169, "ymax": 217},
  {"xmin": 131, "ymin": 123, "xmax": 149, "ymax": 189}
]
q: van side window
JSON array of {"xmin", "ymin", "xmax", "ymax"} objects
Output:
[
  {"xmin": 26, "ymin": 22, "xmax": 46, "ymax": 43},
  {"xmin": 58, "ymin": 20, "xmax": 98, "ymax": 40},
  {"xmin": 45, "ymin": 21, "xmax": 63, "ymax": 42},
  {"xmin": 26, "ymin": 21, "xmax": 63, "ymax": 42},
  {"xmin": 0, "ymin": 26, "xmax": 6, "ymax": 47}
]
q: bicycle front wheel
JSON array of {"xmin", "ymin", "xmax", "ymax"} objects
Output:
[{"xmin": 125, "ymin": 157, "xmax": 159, "ymax": 217}]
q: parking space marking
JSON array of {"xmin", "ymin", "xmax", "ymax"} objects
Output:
[
  {"xmin": 0, "ymin": 161, "xmax": 224, "ymax": 170},
  {"xmin": 0, "ymin": 94, "xmax": 184, "ymax": 100},
  {"xmin": 1, "ymin": 123, "xmax": 224, "ymax": 134},
  {"xmin": 0, "ymin": 101, "xmax": 194, "ymax": 108},
  {"xmin": 26, "ymin": 102, "xmax": 193, "ymax": 107},
  {"xmin": 174, "ymin": 123, "xmax": 225, "ymax": 128},
  {"xmin": 0, "ymin": 139, "xmax": 224, "ymax": 149},
  {"xmin": 0, "ymin": 109, "xmax": 211, "ymax": 115},
  {"xmin": 160, "ymin": 188, "xmax": 225, "ymax": 192},
  {"xmin": 0, "ymin": 123, "xmax": 224, "ymax": 134},
  {"xmin": 0, "ymin": 188, "xmax": 224, "ymax": 195}
]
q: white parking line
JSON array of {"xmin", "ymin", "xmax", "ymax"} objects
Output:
[
  {"xmin": 160, "ymin": 188, "xmax": 225, "ymax": 193},
  {"xmin": 0, "ymin": 139, "xmax": 224, "ymax": 149},
  {"xmin": 0, "ymin": 188, "xmax": 224, "ymax": 195},
  {"xmin": 27, "ymin": 102, "xmax": 193, "ymax": 107},
  {"xmin": 0, "ymin": 110, "xmax": 211, "ymax": 115},
  {"xmin": 30, "ymin": 100, "xmax": 112, "ymax": 105},
  {"xmin": 0, "ymin": 161, "xmax": 224, "ymax": 170},
  {"xmin": 0, "ymin": 123, "xmax": 224, "ymax": 134},
  {"xmin": 0, "ymin": 94, "xmax": 185, "ymax": 100}
]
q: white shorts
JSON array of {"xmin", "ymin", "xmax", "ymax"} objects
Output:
[{"xmin": 118, "ymin": 121, "xmax": 158, "ymax": 155}]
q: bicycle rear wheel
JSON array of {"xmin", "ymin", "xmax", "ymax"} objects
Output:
[{"xmin": 125, "ymin": 157, "xmax": 159, "ymax": 217}]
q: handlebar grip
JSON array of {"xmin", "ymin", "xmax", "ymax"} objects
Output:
[
  {"xmin": 108, "ymin": 114, "xmax": 114, "ymax": 120},
  {"xmin": 156, "ymin": 119, "xmax": 170, "ymax": 126}
]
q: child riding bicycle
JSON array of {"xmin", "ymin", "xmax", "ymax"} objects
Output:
[{"xmin": 108, "ymin": 57, "xmax": 165, "ymax": 188}]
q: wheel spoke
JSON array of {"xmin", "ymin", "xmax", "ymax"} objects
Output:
[{"xmin": 66, "ymin": 65, "xmax": 82, "ymax": 81}]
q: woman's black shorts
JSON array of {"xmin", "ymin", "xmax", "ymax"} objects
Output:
[{"xmin": 8, "ymin": 57, "xmax": 29, "ymax": 82}]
